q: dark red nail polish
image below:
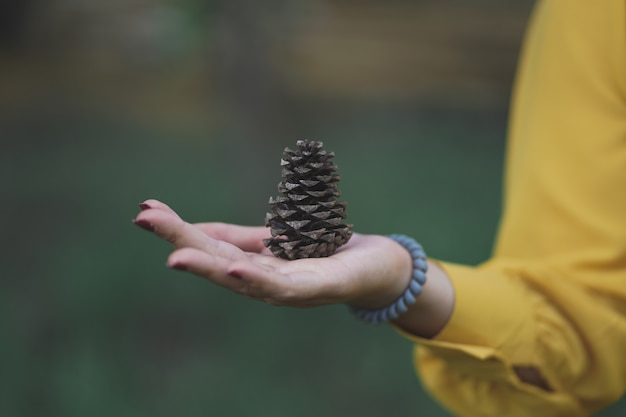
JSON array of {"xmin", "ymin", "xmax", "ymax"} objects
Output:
[
  {"xmin": 133, "ymin": 218, "xmax": 155, "ymax": 232},
  {"xmin": 169, "ymin": 262, "xmax": 187, "ymax": 271},
  {"xmin": 139, "ymin": 202, "xmax": 151, "ymax": 211}
]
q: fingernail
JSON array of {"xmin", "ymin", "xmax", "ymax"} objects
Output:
[
  {"xmin": 132, "ymin": 218, "xmax": 155, "ymax": 232},
  {"xmin": 139, "ymin": 202, "xmax": 151, "ymax": 211},
  {"xmin": 169, "ymin": 262, "xmax": 187, "ymax": 271}
]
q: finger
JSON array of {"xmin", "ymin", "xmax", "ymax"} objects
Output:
[
  {"xmin": 139, "ymin": 199, "xmax": 177, "ymax": 214},
  {"xmin": 194, "ymin": 223, "xmax": 270, "ymax": 253},
  {"xmin": 135, "ymin": 208, "xmax": 224, "ymax": 254},
  {"xmin": 168, "ymin": 248, "xmax": 280, "ymax": 299},
  {"xmin": 136, "ymin": 200, "xmax": 271, "ymax": 254},
  {"xmin": 167, "ymin": 247, "xmax": 244, "ymax": 290},
  {"xmin": 227, "ymin": 256, "xmax": 345, "ymax": 306}
]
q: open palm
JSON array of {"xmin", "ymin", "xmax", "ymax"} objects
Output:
[{"xmin": 133, "ymin": 199, "xmax": 412, "ymax": 309}]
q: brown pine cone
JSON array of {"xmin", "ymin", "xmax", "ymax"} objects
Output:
[{"xmin": 263, "ymin": 140, "xmax": 353, "ymax": 260}]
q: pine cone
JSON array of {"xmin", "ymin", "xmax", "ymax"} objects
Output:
[{"xmin": 264, "ymin": 140, "xmax": 353, "ymax": 260}]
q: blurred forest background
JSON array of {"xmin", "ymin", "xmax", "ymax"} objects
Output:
[{"xmin": 2, "ymin": 0, "xmax": 624, "ymax": 416}]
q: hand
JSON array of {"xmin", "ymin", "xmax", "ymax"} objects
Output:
[
  {"xmin": 132, "ymin": 199, "xmax": 413, "ymax": 309},
  {"xmin": 133, "ymin": 199, "xmax": 454, "ymax": 337}
]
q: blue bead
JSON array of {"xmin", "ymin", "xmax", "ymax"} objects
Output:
[
  {"xmin": 364, "ymin": 311, "xmax": 376, "ymax": 322},
  {"xmin": 388, "ymin": 304, "xmax": 399, "ymax": 320},
  {"xmin": 413, "ymin": 258, "xmax": 427, "ymax": 271},
  {"xmin": 396, "ymin": 298, "xmax": 408, "ymax": 313},
  {"xmin": 409, "ymin": 279, "xmax": 422, "ymax": 294},
  {"xmin": 406, "ymin": 240, "xmax": 420, "ymax": 248},
  {"xmin": 380, "ymin": 309, "xmax": 389, "ymax": 322},
  {"xmin": 412, "ymin": 269, "xmax": 426, "ymax": 285},
  {"xmin": 403, "ymin": 290, "xmax": 416, "ymax": 305},
  {"xmin": 410, "ymin": 247, "xmax": 425, "ymax": 258},
  {"xmin": 410, "ymin": 282, "xmax": 422, "ymax": 297},
  {"xmin": 373, "ymin": 311, "xmax": 384, "ymax": 324}
]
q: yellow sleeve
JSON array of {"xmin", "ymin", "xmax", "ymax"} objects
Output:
[{"xmin": 402, "ymin": 1, "xmax": 626, "ymax": 416}]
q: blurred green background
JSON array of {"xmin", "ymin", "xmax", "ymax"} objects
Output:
[{"xmin": 2, "ymin": 0, "xmax": 624, "ymax": 416}]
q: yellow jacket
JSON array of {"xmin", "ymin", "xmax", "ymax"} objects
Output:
[{"xmin": 400, "ymin": 1, "xmax": 626, "ymax": 416}]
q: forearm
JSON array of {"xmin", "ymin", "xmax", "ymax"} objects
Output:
[{"xmin": 392, "ymin": 260, "xmax": 455, "ymax": 338}]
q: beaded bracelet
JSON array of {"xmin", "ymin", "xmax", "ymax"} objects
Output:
[{"xmin": 349, "ymin": 234, "xmax": 427, "ymax": 324}]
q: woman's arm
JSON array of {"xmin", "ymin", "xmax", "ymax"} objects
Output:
[{"xmin": 133, "ymin": 198, "xmax": 454, "ymax": 338}]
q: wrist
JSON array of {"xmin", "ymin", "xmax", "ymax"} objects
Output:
[
  {"xmin": 347, "ymin": 235, "xmax": 414, "ymax": 309},
  {"xmin": 349, "ymin": 235, "xmax": 428, "ymax": 324},
  {"xmin": 392, "ymin": 259, "xmax": 454, "ymax": 338},
  {"xmin": 346, "ymin": 234, "xmax": 454, "ymax": 335}
]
